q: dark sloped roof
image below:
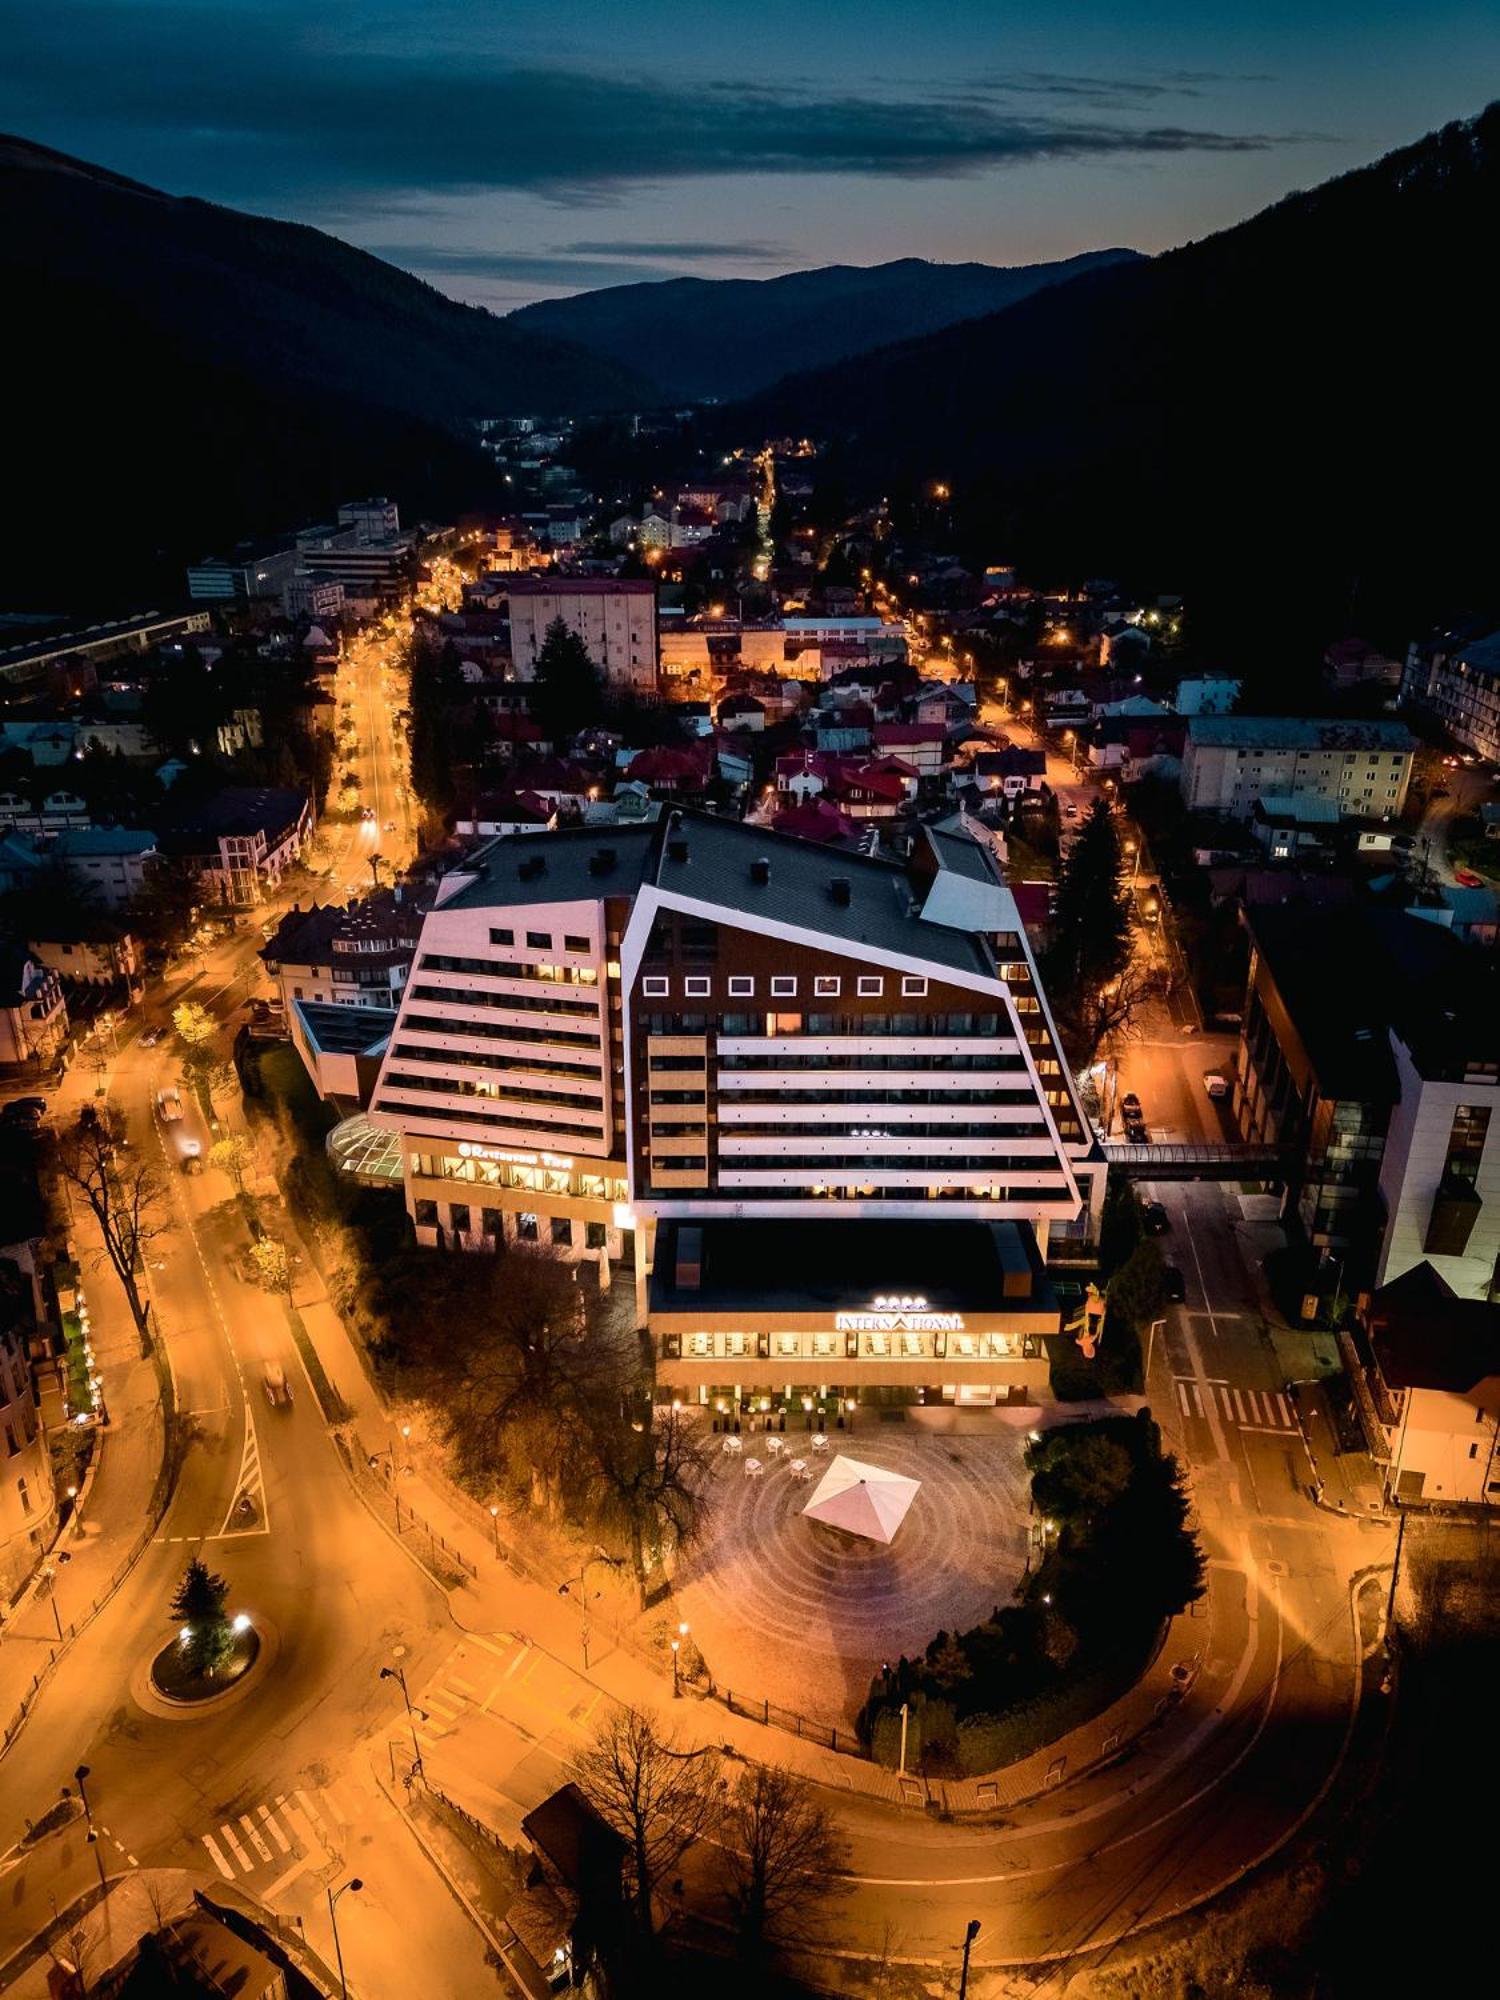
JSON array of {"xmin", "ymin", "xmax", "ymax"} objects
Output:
[{"xmin": 1366, "ymin": 1262, "xmax": 1500, "ymax": 1405}]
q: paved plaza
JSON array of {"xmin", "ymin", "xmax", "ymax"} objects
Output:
[{"xmin": 674, "ymin": 1423, "xmax": 1031, "ymax": 1729}]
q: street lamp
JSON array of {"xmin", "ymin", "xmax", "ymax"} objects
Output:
[
  {"xmin": 40, "ymin": 1552, "xmax": 71, "ymax": 1643},
  {"xmin": 489, "ymin": 1502, "xmax": 501, "ymax": 1557},
  {"xmin": 379, "ymin": 1664, "xmax": 425, "ymax": 1782},
  {"xmin": 327, "ymin": 1876, "xmax": 362, "ymax": 2000},
  {"xmin": 558, "ymin": 1551, "xmax": 623, "ymax": 1672},
  {"xmin": 958, "ymin": 1918, "xmax": 982, "ymax": 2000},
  {"xmin": 71, "ymin": 1763, "xmax": 107, "ymax": 1892},
  {"xmin": 671, "ymin": 1635, "xmax": 681, "ymax": 1697}
]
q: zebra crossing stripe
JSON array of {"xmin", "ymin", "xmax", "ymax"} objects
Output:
[
  {"xmin": 258, "ymin": 1804, "xmax": 291, "ymax": 1853},
  {"xmin": 295, "ymin": 1789, "xmax": 335, "ymax": 1850},
  {"xmin": 202, "ymin": 1833, "xmax": 236, "ymax": 1880},
  {"xmin": 239, "ymin": 1814, "xmax": 274, "ymax": 1863},
  {"xmin": 1275, "ymin": 1392, "xmax": 1291, "ymax": 1425},
  {"xmin": 219, "ymin": 1823, "xmax": 252, "ymax": 1870}
]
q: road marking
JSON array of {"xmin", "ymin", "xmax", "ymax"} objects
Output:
[
  {"xmin": 502, "ymin": 1644, "xmax": 533, "ymax": 1682},
  {"xmin": 202, "ymin": 1834, "xmax": 236, "ymax": 1880},
  {"xmin": 1275, "ymin": 1391, "xmax": 1291, "ymax": 1425},
  {"xmin": 258, "ymin": 1804, "xmax": 291, "ymax": 1853},
  {"xmin": 1231, "ymin": 1388, "xmax": 1248, "ymax": 1423},
  {"xmin": 264, "ymin": 1856, "xmax": 312, "ymax": 1901},
  {"xmin": 239, "ymin": 1814, "xmax": 274, "ymax": 1863},
  {"xmin": 219, "ymin": 1823, "xmax": 252, "ymax": 1870},
  {"xmin": 216, "ymin": 1402, "xmax": 270, "ymax": 1537},
  {"xmin": 294, "ymin": 1789, "xmax": 336, "ymax": 1851}
]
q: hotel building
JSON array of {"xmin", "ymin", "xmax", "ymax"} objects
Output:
[{"xmin": 363, "ymin": 813, "xmax": 1104, "ymax": 1407}]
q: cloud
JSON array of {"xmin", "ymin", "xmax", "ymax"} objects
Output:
[{"xmin": 1, "ymin": 6, "xmax": 1303, "ymax": 210}]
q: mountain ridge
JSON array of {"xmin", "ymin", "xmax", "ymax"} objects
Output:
[{"xmin": 507, "ymin": 249, "xmax": 1142, "ymax": 401}]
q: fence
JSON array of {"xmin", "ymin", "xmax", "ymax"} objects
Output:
[
  {"xmin": 340, "ymin": 1437, "xmax": 478, "ymax": 1585},
  {"xmin": 696, "ymin": 1676, "xmax": 868, "ymax": 1759}
]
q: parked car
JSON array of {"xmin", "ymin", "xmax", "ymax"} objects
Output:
[
  {"xmin": 2, "ymin": 1096, "xmax": 46, "ymax": 1126},
  {"xmin": 1124, "ymin": 1118, "xmax": 1150, "ymax": 1144},
  {"xmin": 262, "ymin": 1359, "xmax": 293, "ymax": 1408},
  {"xmin": 1163, "ymin": 1265, "xmax": 1186, "ymax": 1303},
  {"xmin": 1203, "ymin": 1072, "xmax": 1231, "ymax": 1100},
  {"xmin": 156, "ymin": 1086, "xmax": 184, "ymax": 1122},
  {"xmin": 179, "ymin": 1138, "xmax": 203, "ymax": 1175},
  {"xmin": 1120, "ymin": 1092, "xmax": 1142, "ymax": 1117},
  {"xmin": 1143, "ymin": 1199, "xmax": 1171, "ymax": 1234},
  {"xmin": 1454, "ymin": 867, "xmax": 1484, "ymax": 887},
  {"xmin": 139, "ymin": 1025, "xmax": 163, "ymax": 1047}
]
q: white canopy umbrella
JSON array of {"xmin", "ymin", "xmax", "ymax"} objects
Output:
[{"xmin": 801, "ymin": 1455, "xmax": 921, "ymax": 1545}]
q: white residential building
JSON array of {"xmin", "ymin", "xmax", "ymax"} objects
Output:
[
  {"xmin": 506, "ymin": 579, "xmax": 658, "ymax": 695},
  {"xmin": 1181, "ymin": 717, "xmax": 1415, "ymax": 821}
]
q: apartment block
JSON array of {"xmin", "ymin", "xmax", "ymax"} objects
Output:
[
  {"xmin": 1402, "ymin": 626, "xmax": 1500, "ymax": 763},
  {"xmin": 1181, "ymin": 716, "xmax": 1415, "ymax": 820},
  {"xmin": 506, "ymin": 578, "xmax": 658, "ymax": 695}
]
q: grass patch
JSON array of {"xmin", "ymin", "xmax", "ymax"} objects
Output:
[{"xmin": 284, "ymin": 1301, "xmax": 352, "ymax": 1424}]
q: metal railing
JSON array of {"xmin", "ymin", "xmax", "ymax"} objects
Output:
[{"xmin": 694, "ymin": 1675, "xmax": 867, "ymax": 1759}]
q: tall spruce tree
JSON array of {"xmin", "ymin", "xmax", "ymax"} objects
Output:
[
  {"xmin": 1048, "ymin": 797, "xmax": 1133, "ymax": 1002},
  {"xmin": 531, "ymin": 617, "xmax": 603, "ymax": 744}
]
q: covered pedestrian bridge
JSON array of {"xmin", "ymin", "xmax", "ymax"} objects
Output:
[{"xmin": 1101, "ymin": 1140, "xmax": 1284, "ymax": 1181}]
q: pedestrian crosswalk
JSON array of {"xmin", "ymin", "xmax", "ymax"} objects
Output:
[
  {"xmin": 199, "ymin": 1775, "xmax": 370, "ymax": 1889},
  {"xmin": 411, "ymin": 1632, "xmax": 604, "ymax": 1757},
  {"xmin": 1175, "ymin": 1377, "xmax": 1297, "ymax": 1434}
]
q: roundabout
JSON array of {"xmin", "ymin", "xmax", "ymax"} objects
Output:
[{"xmin": 132, "ymin": 1614, "xmax": 280, "ymax": 1721}]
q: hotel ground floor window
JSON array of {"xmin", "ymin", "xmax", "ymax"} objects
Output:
[
  {"xmin": 551, "ymin": 1216, "xmax": 573, "ymax": 1247},
  {"xmin": 482, "ymin": 1209, "xmax": 502, "ymax": 1240},
  {"xmin": 586, "ymin": 1222, "xmax": 608, "ymax": 1250},
  {"xmin": 517, "ymin": 1212, "xmax": 539, "ymax": 1242},
  {"xmin": 414, "ymin": 1199, "xmax": 438, "ymax": 1228},
  {"xmin": 449, "ymin": 1204, "xmax": 471, "ymax": 1236}
]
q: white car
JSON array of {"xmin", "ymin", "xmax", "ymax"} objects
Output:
[
  {"xmin": 1203, "ymin": 1072, "xmax": 1231, "ymax": 1100},
  {"xmin": 157, "ymin": 1086, "xmax": 184, "ymax": 1122}
]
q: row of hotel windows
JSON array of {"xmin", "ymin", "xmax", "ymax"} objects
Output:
[
  {"xmin": 414, "ymin": 1201, "xmax": 610, "ymax": 1248},
  {"xmin": 408, "ymin": 981, "xmax": 598, "ymax": 1018},
  {"xmin": 402, "ymin": 1011, "xmax": 599, "ymax": 1049},
  {"xmin": 641, "ymin": 1012, "xmax": 1005, "ymax": 1039},
  {"xmin": 641, "ymin": 973, "xmax": 934, "ymax": 999},
  {"xmin": 664, "ymin": 1329, "xmax": 1036, "ymax": 1360},
  {"xmin": 488, "ymin": 927, "xmax": 591, "ymax": 953},
  {"xmin": 649, "ymin": 1178, "xmax": 1074, "ymax": 1202},
  {"xmin": 420, "ymin": 952, "xmax": 598, "ymax": 986},
  {"xmin": 390, "ymin": 1040, "xmax": 600, "ymax": 1079},
  {"xmin": 381, "ymin": 1072, "xmax": 604, "ymax": 1111},
  {"xmin": 374, "ymin": 1099, "xmax": 601, "ymax": 1139},
  {"xmin": 410, "ymin": 1154, "xmax": 628, "ymax": 1201}
]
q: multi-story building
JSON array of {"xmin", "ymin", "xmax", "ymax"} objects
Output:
[
  {"xmin": 1181, "ymin": 716, "xmax": 1415, "ymax": 821},
  {"xmin": 157, "ymin": 787, "xmax": 312, "ymax": 907},
  {"xmin": 1354, "ymin": 1263, "xmax": 1500, "ymax": 1505},
  {"xmin": 298, "ymin": 535, "xmax": 412, "ymax": 599},
  {"xmin": 0, "ymin": 947, "xmax": 68, "ymax": 1070},
  {"xmin": 1, "ymin": 1263, "xmax": 54, "ymax": 1600},
  {"xmin": 186, "ymin": 543, "xmax": 299, "ymax": 604},
  {"xmin": 361, "ymin": 813, "xmax": 1103, "ymax": 1408},
  {"xmin": 1234, "ymin": 905, "xmax": 1500, "ymax": 1295},
  {"xmin": 337, "ymin": 496, "xmax": 401, "ymax": 543},
  {"xmin": 1402, "ymin": 624, "xmax": 1500, "ymax": 764},
  {"xmin": 282, "ymin": 573, "xmax": 347, "ymax": 622},
  {"xmin": 260, "ymin": 889, "xmax": 428, "ymax": 1013},
  {"xmin": 506, "ymin": 579, "xmax": 658, "ymax": 695}
]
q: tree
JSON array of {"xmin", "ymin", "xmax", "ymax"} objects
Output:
[
  {"xmin": 593, "ymin": 1403, "xmax": 713, "ymax": 1605},
  {"xmin": 1108, "ymin": 1238, "xmax": 1167, "ymax": 1330},
  {"xmin": 248, "ymin": 1237, "xmax": 291, "ymax": 1297},
  {"xmin": 531, "ymin": 616, "xmax": 603, "ymax": 744},
  {"xmin": 128, "ymin": 854, "xmax": 203, "ymax": 946},
  {"xmin": 577, "ymin": 1710, "xmax": 720, "ymax": 1942},
  {"xmin": 55, "ymin": 1107, "xmax": 168, "ymax": 1351},
  {"xmin": 169, "ymin": 1557, "xmax": 235, "ymax": 1678},
  {"xmin": 721, "ymin": 1765, "xmax": 848, "ymax": 1966},
  {"xmin": 407, "ymin": 630, "xmax": 466, "ymax": 813},
  {"xmin": 1047, "ymin": 798, "xmax": 1132, "ymax": 1005},
  {"xmin": 1073, "ymin": 956, "xmax": 1168, "ymax": 1069},
  {"xmin": 174, "ymin": 1000, "xmax": 230, "ymax": 1100},
  {"xmin": 209, "ymin": 1135, "xmax": 253, "ymax": 1196}
]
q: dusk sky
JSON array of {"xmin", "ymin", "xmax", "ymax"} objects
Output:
[{"xmin": 6, "ymin": 1, "xmax": 1497, "ymax": 310}]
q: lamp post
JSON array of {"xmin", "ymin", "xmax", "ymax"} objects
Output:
[
  {"xmin": 671, "ymin": 1636, "xmax": 681, "ymax": 1698},
  {"xmin": 898, "ymin": 1700, "xmax": 910, "ymax": 1778},
  {"xmin": 72, "ymin": 1763, "xmax": 107, "ymax": 1892},
  {"xmin": 558, "ymin": 1551, "xmax": 623, "ymax": 1673},
  {"xmin": 958, "ymin": 1918, "xmax": 982, "ymax": 2000},
  {"xmin": 327, "ymin": 1876, "xmax": 362, "ymax": 2000},
  {"xmin": 379, "ymin": 1664, "xmax": 425, "ymax": 1782},
  {"xmin": 40, "ymin": 1552, "xmax": 70, "ymax": 1643},
  {"xmin": 489, "ymin": 1503, "xmax": 500, "ymax": 1557},
  {"xmin": 1145, "ymin": 1317, "xmax": 1166, "ymax": 1388}
]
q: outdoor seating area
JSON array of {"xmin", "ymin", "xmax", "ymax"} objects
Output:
[{"xmin": 676, "ymin": 1430, "xmax": 1030, "ymax": 1729}]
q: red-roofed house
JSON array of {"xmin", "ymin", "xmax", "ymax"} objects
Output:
[
  {"xmin": 772, "ymin": 796, "xmax": 859, "ymax": 845},
  {"xmin": 871, "ymin": 721, "xmax": 950, "ymax": 777},
  {"xmin": 624, "ymin": 745, "xmax": 712, "ymax": 794}
]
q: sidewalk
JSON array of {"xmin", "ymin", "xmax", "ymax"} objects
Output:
[{"xmin": 0, "ymin": 1236, "xmax": 168, "ymax": 1757}]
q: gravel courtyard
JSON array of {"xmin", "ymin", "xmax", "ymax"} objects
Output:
[{"xmin": 673, "ymin": 1424, "xmax": 1031, "ymax": 1731}]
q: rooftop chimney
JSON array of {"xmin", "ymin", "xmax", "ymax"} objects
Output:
[
  {"xmin": 829, "ymin": 877, "xmax": 852, "ymax": 907},
  {"xmin": 750, "ymin": 857, "xmax": 771, "ymax": 886}
]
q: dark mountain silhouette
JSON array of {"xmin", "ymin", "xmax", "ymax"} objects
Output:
[
  {"xmin": 732, "ymin": 106, "xmax": 1500, "ymax": 674},
  {"xmin": 0, "ymin": 135, "xmax": 653, "ymax": 610},
  {"xmin": 507, "ymin": 251, "xmax": 1141, "ymax": 402}
]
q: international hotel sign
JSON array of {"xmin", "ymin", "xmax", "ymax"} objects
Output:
[{"xmin": 835, "ymin": 1296, "xmax": 965, "ymax": 1335}]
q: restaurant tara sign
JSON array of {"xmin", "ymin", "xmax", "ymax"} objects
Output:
[{"xmin": 835, "ymin": 1296, "xmax": 965, "ymax": 1334}]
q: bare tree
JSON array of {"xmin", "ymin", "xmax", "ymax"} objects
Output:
[
  {"xmin": 593, "ymin": 1403, "xmax": 714, "ymax": 1605},
  {"xmin": 55, "ymin": 1105, "xmax": 169, "ymax": 1351},
  {"xmin": 1068, "ymin": 955, "xmax": 1168, "ymax": 1070},
  {"xmin": 576, "ymin": 1709, "xmax": 721, "ymax": 1942},
  {"xmin": 720, "ymin": 1764, "xmax": 849, "ymax": 1967}
]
